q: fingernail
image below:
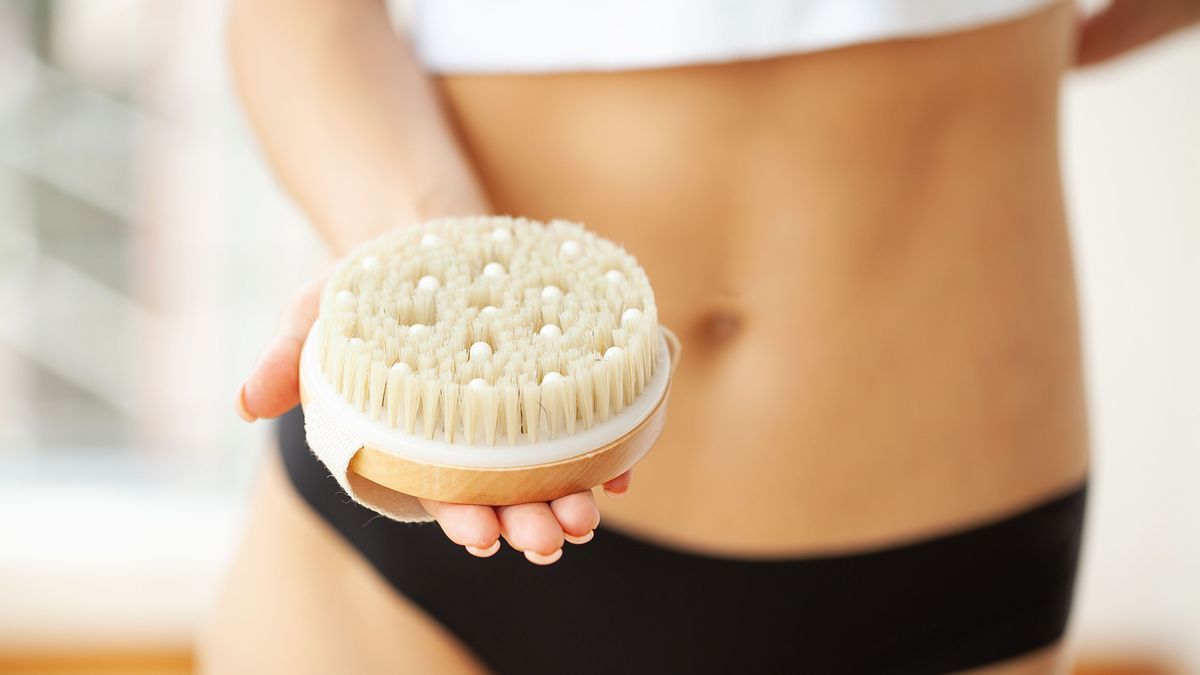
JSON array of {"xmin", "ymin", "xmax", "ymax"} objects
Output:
[
  {"xmin": 235, "ymin": 384, "xmax": 257, "ymax": 423},
  {"xmin": 603, "ymin": 487, "xmax": 626, "ymax": 499},
  {"xmin": 564, "ymin": 530, "xmax": 594, "ymax": 545},
  {"xmin": 524, "ymin": 548, "xmax": 563, "ymax": 565},
  {"xmin": 466, "ymin": 540, "xmax": 501, "ymax": 558}
]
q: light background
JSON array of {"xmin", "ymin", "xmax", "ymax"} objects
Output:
[
  {"xmin": 1064, "ymin": 30, "xmax": 1200, "ymax": 667},
  {"xmin": 0, "ymin": 0, "xmax": 1195, "ymax": 669}
]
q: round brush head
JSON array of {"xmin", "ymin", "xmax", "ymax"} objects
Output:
[{"xmin": 298, "ymin": 216, "xmax": 677, "ymax": 505}]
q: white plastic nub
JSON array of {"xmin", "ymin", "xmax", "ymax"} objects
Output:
[
  {"xmin": 482, "ymin": 262, "xmax": 506, "ymax": 278},
  {"xmin": 541, "ymin": 285, "xmax": 563, "ymax": 301},
  {"xmin": 469, "ymin": 341, "xmax": 493, "ymax": 361},
  {"xmin": 560, "ymin": 240, "xmax": 582, "ymax": 259}
]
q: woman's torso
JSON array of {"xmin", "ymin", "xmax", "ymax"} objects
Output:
[{"xmin": 436, "ymin": 1, "xmax": 1088, "ymax": 557}]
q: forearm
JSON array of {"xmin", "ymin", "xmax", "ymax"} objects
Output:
[{"xmin": 227, "ymin": 0, "xmax": 488, "ymax": 254}]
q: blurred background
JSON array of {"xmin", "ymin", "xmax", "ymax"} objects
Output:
[{"xmin": 0, "ymin": 1, "xmax": 1195, "ymax": 674}]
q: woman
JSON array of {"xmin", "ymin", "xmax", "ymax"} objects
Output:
[{"xmin": 205, "ymin": 1, "xmax": 1199, "ymax": 673}]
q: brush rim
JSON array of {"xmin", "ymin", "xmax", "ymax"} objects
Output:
[
  {"xmin": 300, "ymin": 323, "xmax": 674, "ymax": 469},
  {"xmin": 344, "ymin": 349, "xmax": 673, "ymax": 504}
]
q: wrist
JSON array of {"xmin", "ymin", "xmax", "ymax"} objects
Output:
[
  {"xmin": 320, "ymin": 176, "xmax": 491, "ymax": 255},
  {"xmin": 402, "ymin": 180, "xmax": 492, "ymax": 225}
]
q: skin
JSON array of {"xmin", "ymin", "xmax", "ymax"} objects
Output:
[{"xmin": 205, "ymin": 0, "xmax": 1200, "ymax": 672}]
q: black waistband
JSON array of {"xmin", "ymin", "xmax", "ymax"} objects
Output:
[{"xmin": 277, "ymin": 405, "xmax": 1086, "ymax": 675}]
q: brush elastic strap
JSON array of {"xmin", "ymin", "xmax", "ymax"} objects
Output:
[{"xmin": 302, "ymin": 383, "xmax": 435, "ymax": 522}]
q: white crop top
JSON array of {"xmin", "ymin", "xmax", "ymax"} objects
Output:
[{"xmin": 404, "ymin": 0, "xmax": 1063, "ymax": 74}]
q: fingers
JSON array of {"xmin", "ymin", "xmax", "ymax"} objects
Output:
[
  {"xmin": 237, "ymin": 276, "xmax": 326, "ymax": 421},
  {"xmin": 602, "ymin": 468, "xmax": 633, "ymax": 498},
  {"xmin": 495, "ymin": 476, "xmax": 627, "ymax": 561},
  {"xmin": 421, "ymin": 499, "xmax": 502, "ymax": 557},
  {"xmin": 497, "ymin": 502, "xmax": 564, "ymax": 564},
  {"xmin": 431, "ymin": 490, "xmax": 607, "ymax": 563},
  {"xmin": 550, "ymin": 491, "xmax": 600, "ymax": 544}
]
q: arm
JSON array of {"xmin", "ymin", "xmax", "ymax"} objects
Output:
[
  {"xmin": 228, "ymin": 0, "xmax": 488, "ymax": 253},
  {"xmin": 228, "ymin": 0, "xmax": 623, "ymax": 562},
  {"xmin": 1076, "ymin": 0, "xmax": 1200, "ymax": 67}
]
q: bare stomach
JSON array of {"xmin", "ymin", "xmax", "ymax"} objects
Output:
[{"xmin": 438, "ymin": 1, "xmax": 1088, "ymax": 556}]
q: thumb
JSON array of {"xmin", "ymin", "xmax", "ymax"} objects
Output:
[{"xmin": 236, "ymin": 276, "xmax": 326, "ymax": 421}]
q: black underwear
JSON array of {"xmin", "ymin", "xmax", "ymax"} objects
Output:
[{"xmin": 278, "ymin": 406, "xmax": 1086, "ymax": 675}]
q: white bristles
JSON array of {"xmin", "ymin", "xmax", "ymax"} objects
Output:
[
  {"xmin": 592, "ymin": 362, "xmax": 611, "ymax": 423},
  {"xmin": 316, "ymin": 216, "xmax": 659, "ymax": 445},
  {"xmin": 542, "ymin": 372, "xmax": 565, "ymax": 439},
  {"xmin": 520, "ymin": 382, "xmax": 541, "ymax": 443},
  {"xmin": 502, "ymin": 385, "xmax": 520, "ymax": 445},
  {"xmin": 342, "ymin": 338, "xmax": 364, "ymax": 395},
  {"xmin": 353, "ymin": 352, "xmax": 370, "ymax": 411},
  {"xmin": 421, "ymin": 379, "xmax": 441, "ymax": 440},
  {"xmin": 386, "ymin": 362, "xmax": 411, "ymax": 427},
  {"xmin": 443, "ymin": 382, "xmax": 461, "ymax": 443},
  {"xmin": 403, "ymin": 374, "xmax": 421, "ymax": 434},
  {"xmin": 368, "ymin": 361, "xmax": 387, "ymax": 420},
  {"xmin": 328, "ymin": 335, "xmax": 347, "ymax": 391},
  {"xmin": 562, "ymin": 375, "xmax": 578, "ymax": 436}
]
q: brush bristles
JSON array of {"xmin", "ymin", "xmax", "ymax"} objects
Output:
[{"xmin": 315, "ymin": 216, "xmax": 660, "ymax": 445}]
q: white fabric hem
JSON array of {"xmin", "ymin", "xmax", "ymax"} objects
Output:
[{"xmin": 406, "ymin": 0, "xmax": 1067, "ymax": 74}]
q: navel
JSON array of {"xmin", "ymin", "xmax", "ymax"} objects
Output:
[{"xmin": 697, "ymin": 306, "xmax": 744, "ymax": 347}]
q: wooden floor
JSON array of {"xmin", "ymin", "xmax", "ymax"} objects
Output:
[{"xmin": 0, "ymin": 652, "xmax": 192, "ymax": 675}]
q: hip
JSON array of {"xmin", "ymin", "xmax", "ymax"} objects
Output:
[{"xmin": 276, "ymin": 405, "xmax": 1087, "ymax": 674}]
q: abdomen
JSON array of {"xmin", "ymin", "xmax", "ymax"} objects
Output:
[{"xmin": 438, "ymin": 1, "xmax": 1088, "ymax": 555}]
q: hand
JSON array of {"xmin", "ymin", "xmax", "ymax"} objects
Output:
[
  {"xmin": 235, "ymin": 275, "xmax": 633, "ymax": 565},
  {"xmin": 1076, "ymin": 0, "xmax": 1200, "ymax": 67}
]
